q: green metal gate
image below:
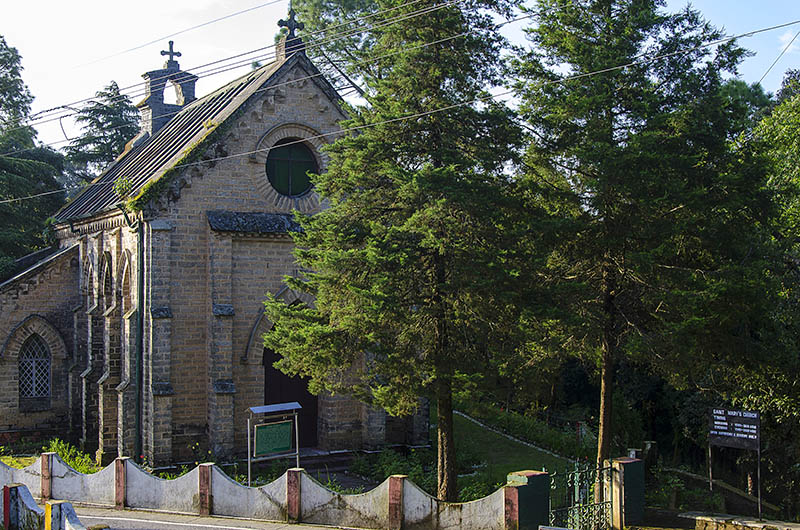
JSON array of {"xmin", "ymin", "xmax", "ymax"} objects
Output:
[{"xmin": 549, "ymin": 462, "xmax": 613, "ymax": 530}]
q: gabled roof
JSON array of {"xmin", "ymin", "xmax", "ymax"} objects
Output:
[
  {"xmin": 56, "ymin": 52, "xmax": 341, "ymax": 222},
  {"xmin": 0, "ymin": 244, "xmax": 78, "ymax": 293}
]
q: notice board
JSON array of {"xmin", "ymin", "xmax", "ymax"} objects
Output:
[
  {"xmin": 254, "ymin": 419, "xmax": 293, "ymax": 457},
  {"xmin": 709, "ymin": 408, "xmax": 759, "ymax": 450}
]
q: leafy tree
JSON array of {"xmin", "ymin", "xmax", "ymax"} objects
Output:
[
  {"xmin": 264, "ymin": 0, "xmax": 523, "ymax": 501},
  {"xmin": 0, "ymin": 35, "xmax": 33, "ymax": 129},
  {"xmin": 65, "ymin": 81, "xmax": 138, "ymax": 181},
  {"xmin": 0, "ymin": 35, "xmax": 64, "ymax": 280},
  {"xmin": 516, "ymin": 0, "xmax": 780, "ymax": 474},
  {"xmin": 776, "ymin": 68, "xmax": 800, "ymax": 105},
  {"xmin": 720, "ymin": 79, "xmax": 773, "ymax": 137},
  {"xmin": 751, "ymin": 87, "xmax": 800, "ymax": 517}
]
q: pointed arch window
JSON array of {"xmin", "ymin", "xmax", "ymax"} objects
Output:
[{"xmin": 19, "ymin": 334, "xmax": 51, "ymax": 400}]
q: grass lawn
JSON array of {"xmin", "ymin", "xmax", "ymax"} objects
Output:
[
  {"xmin": 454, "ymin": 411, "xmax": 569, "ymax": 487},
  {"xmin": 0, "ymin": 455, "xmax": 36, "ymax": 469}
]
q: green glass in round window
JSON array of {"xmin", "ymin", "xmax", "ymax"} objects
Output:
[{"xmin": 265, "ymin": 138, "xmax": 317, "ymax": 197}]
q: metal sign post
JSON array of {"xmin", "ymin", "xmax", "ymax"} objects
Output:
[
  {"xmin": 247, "ymin": 402, "xmax": 302, "ymax": 487},
  {"xmin": 708, "ymin": 408, "xmax": 761, "ymax": 519}
]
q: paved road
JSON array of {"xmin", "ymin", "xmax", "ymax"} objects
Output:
[{"xmin": 74, "ymin": 506, "xmax": 343, "ymax": 530}]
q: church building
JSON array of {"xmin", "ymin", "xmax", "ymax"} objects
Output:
[{"xmin": 0, "ymin": 16, "xmax": 427, "ymax": 466}]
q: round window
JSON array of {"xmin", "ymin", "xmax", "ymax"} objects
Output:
[{"xmin": 265, "ymin": 138, "xmax": 317, "ymax": 197}]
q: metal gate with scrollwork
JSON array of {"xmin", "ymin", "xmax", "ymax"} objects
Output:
[{"xmin": 549, "ymin": 462, "xmax": 613, "ymax": 530}]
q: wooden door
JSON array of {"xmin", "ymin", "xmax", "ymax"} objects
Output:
[{"xmin": 263, "ymin": 348, "xmax": 318, "ymax": 447}]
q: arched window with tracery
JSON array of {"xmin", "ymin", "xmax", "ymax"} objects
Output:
[{"xmin": 19, "ymin": 333, "xmax": 51, "ymax": 403}]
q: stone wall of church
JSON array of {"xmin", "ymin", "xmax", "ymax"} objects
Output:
[
  {"xmin": 57, "ymin": 221, "xmax": 141, "ymax": 463},
  {"xmin": 0, "ymin": 247, "xmax": 80, "ymax": 436},
  {"xmin": 143, "ymin": 60, "xmax": 370, "ymax": 463}
]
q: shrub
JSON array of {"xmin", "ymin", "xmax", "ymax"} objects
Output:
[
  {"xmin": 458, "ymin": 479, "xmax": 500, "ymax": 502},
  {"xmin": 42, "ymin": 439, "xmax": 98, "ymax": 474}
]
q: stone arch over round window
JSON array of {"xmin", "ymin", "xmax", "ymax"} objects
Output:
[
  {"xmin": 252, "ymin": 123, "xmax": 329, "ymax": 213},
  {"xmin": 1, "ymin": 314, "xmax": 68, "ymax": 412}
]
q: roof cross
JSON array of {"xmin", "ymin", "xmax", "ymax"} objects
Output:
[
  {"xmin": 161, "ymin": 41, "xmax": 182, "ymax": 65},
  {"xmin": 279, "ymin": 9, "xmax": 304, "ymax": 39}
]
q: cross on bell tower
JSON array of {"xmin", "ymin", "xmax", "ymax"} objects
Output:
[
  {"xmin": 279, "ymin": 9, "xmax": 304, "ymax": 39},
  {"xmin": 278, "ymin": 9, "xmax": 305, "ymax": 55},
  {"xmin": 161, "ymin": 40, "xmax": 182, "ymax": 69}
]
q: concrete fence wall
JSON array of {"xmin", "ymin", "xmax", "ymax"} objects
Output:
[
  {"xmin": 3, "ymin": 483, "xmax": 88, "ymax": 530},
  {"xmin": 1, "ymin": 453, "xmax": 554, "ymax": 530},
  {"xmin": 2, "ymin": 453, "xmax": 645, "ymax": 530}
]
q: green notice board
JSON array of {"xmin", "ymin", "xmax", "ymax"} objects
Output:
[{"xmin": 254, "ymin": 420, "xmax": 293, "ymax": 457}]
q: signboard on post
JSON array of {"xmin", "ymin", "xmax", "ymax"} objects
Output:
[
  {"xmin": 709, "ymin": 408, "xmax": 760, "ymax": 450},
  {"xmin": 247, "ymin": 402, "xmax": 302, "ymax": 487},
  {"xmin": 254, "ymin": 420, "xmax": 293, "ymax": 456},
  {"xmin": 708, "ymin": 408, "xmax": 762, "ymax": 520}
]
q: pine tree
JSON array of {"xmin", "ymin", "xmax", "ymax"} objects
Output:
[
  {"xmin": 290, "ymin": 0, "xmax": 380, "ymax": 90},
  {"xmin": 65, "ymin": 81, "xmax": 138, "ymax": 180},
  {"xmin": 516, "ymin": 0, "xmax": 780, "ymax": 474},
  {"xmin": 0, "ymin": 35, "xmax": 64, "ymax": 279},
  {"xmin": 264, "ymin": 0, "xmax": 522, "ymax": 501}
]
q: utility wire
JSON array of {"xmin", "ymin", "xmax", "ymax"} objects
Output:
[
  {"xmin": 0, "ymin": 27, "xmax": 472, "ymax": 158},
  {"xmin": 2, "ymin": 2, "xmax": 475, "ymax": 157},
  {"xmin": 6, "ymin": 0, "xmax": 462, "ymax": 152},
  {"xmin": 24, "ymin": 0, "xmax": 443, "ymax": 125},
  {"xmin": 74, "ymin": 0, "xmax": 288, "ymax": 68},
  {"xmin": 5, "ymin": 16, "xmax": 799, "ymax": 206},
  {"xmin": 759, "ymin": 29, "xmax": 800, "ymax": 85}
]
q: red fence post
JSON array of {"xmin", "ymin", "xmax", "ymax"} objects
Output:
[
  {"xmin": 388, "ymin": 475, "xmax": 406, "ymax": 530},
  {"xmin": 41, "ymin": 452, "xmax": 54, "ymax": 501},
  {"xmin": 287, "ymin": 468, "xmax": 302, "ymax": 523},
  {"xmin": 504, "ymin": 485, "xmax": 519, "ymax": 530},
  {"xmin": 198, "ymin": 463, "xmax": 213, "ymax": 516},
  {"xmin": 3, "ymin": 484, "xmax": 10, "ymax": 530},
  {"xmin": 115, "ymin": 457, "xmax": 129, "ymax": 510}
]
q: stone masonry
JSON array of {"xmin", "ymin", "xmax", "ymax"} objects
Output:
[{"xmin": 0, "ymin": 32, "xmax": 428, "ymax": 466}]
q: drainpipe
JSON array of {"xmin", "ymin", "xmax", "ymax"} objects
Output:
[{"xmin": 118, "ymin": 205, "xmax": 145, "ymax": 464}]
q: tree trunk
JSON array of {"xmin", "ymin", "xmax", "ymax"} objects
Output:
[
  {"xmin": 596, "ymin": 260, "xmax": 617, "ymax": 501},
  {"xmin": 596, "ymin": 342, "xmax": 614, "ymax": 467},
  {"xmin": 436, "ymin": 376, "xmax": 458, "ymax": 501}
]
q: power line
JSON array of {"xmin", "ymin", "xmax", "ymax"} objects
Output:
[
  {"xmin": 2, "ymin": 1, "xmax": 472, "ymax": 157},
  {"xmin": 23, "ymin": 0, "xmax": 444, "ymax": 127},
  {"xmin": 759, "ymin": 29, "xmax": 800, "ymax": 85},
  {"xmin": 3, "ymin": 0, "xmax": 462, "ymax": 158},
  {"xmin": 0, "ymin": 26, "xmax": 474, "ymax": 160},
  {"xmin": 73, "ymin": 0, "xmax": 287, "ymax": 68},
  {"xmin": 5, "ymin": 16, "xmax": 800, "ymax": 206}
]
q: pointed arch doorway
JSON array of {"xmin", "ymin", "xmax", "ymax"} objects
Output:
[{"xmin": 263, "ymin": 348, "xmax": 318, "ymax": 448}]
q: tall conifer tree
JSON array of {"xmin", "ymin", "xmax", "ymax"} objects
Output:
[
  {"xmin": 264, "ymin": 0, "xmax": 521, "ymax": 500},
  {"xmin": 517, "ymin": 0, "xmax": 779, "ymax": 473},
  {"xmin": 66, "ymin": 81, "xmax": 138, "ymax": 180},
  {"xmin": 0, "ymin": 35, "xmax": 64, "ymax": 279}
]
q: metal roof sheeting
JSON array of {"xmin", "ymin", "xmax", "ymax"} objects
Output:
[{"xmin": 55, "ymin": 57, "xmax": 291, "ymax": 221}]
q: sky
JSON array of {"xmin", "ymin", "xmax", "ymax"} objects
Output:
[{"xmin": 3, "ymin": 0, "xmax": 800, "ymax": 148}]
